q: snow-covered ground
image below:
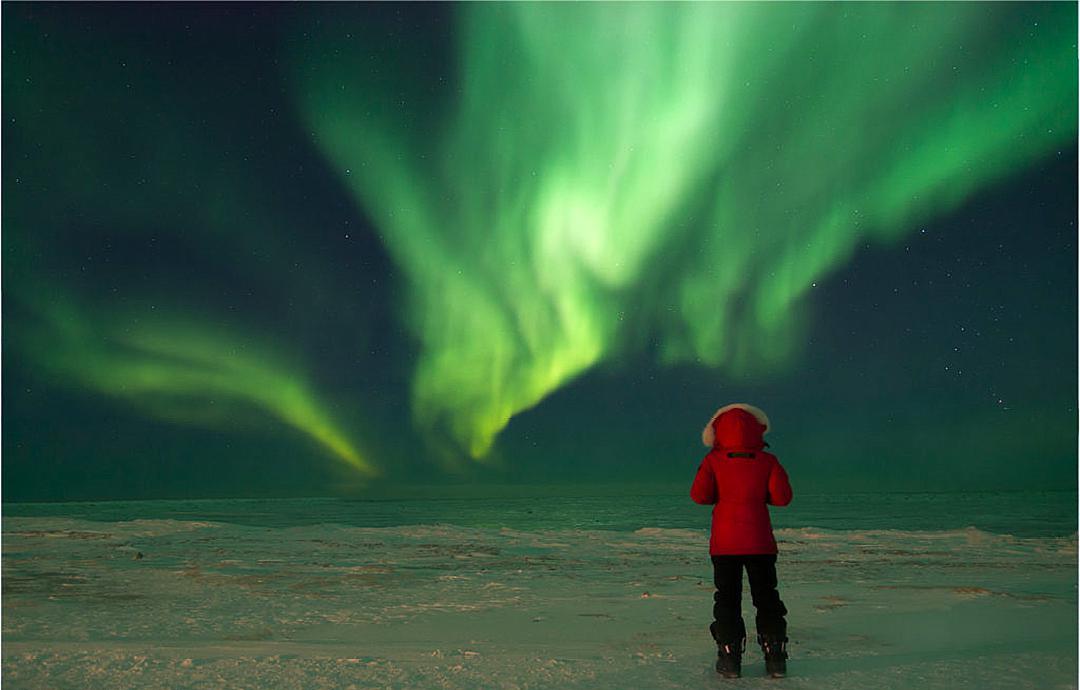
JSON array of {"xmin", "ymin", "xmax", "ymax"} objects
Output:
[{"xmin": 2, "ymin": 498, "xmax": 1077, "ymax": 689}]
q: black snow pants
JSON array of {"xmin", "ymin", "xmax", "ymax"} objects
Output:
[{"xmin": 709, "ymin": 554, "xmax": 788, "ymax": 644}]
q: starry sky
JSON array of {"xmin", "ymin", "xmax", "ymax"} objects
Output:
[{"xmin": 3, "ymin": 3, "xmax": 1077, "ymax": 502}]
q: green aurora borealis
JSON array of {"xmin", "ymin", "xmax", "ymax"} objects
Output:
[
  {"xmin": 295, "ymin": 2, "xmax": 1075, "ymax": 459},
  {"xmin": 17, "ymin": 294, "xmax": 372, "ymax": 475},
  {"xmin": 3, "ymin": 3, "xmax": 1077, "ymax": 500}
]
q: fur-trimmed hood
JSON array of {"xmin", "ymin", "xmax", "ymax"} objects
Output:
[{"xmin": 702, "ymin": 403, "xmax": 770, "ymax": 448}]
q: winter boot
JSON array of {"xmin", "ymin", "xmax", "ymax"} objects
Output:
[
  {"xmin": 758, "ymin": 634, "xmax": 788, "ymax": 678},
  {"xmin": 714, "ymin": 637, "xmax": 745, "ymax": 678}
]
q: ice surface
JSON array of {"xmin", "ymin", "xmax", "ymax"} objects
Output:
[{"xmin": 2, "ymin": 494, "xmax": 1077, "ymax": 689}]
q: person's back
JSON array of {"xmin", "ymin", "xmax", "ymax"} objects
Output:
[{"xmin": 690, "ymin": 403, "xmax": 792, "ymax": 678}]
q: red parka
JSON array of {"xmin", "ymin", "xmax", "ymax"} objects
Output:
[{"xmin": 690, "ymin": 406, "xmax": 792, "ymax": 555}]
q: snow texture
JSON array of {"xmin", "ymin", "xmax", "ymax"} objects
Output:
[{"xmin": 2, "ymin": 498, "xmax": 1077, "ymax": 689}]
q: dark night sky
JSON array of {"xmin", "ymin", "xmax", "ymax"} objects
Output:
[{"xmin": 3, "ymin": 3, "xmax": 1077, "ymax": 501}]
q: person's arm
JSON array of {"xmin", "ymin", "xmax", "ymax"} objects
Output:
[
  {"xmin": 690, "ymin": 454, "xmax": 718, "ymax": 505},
  {"xmin": 766, "ymin": 456, "xmax": 792, "ymax": 506}
]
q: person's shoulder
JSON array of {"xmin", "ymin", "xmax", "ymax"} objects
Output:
[
  {"xmin": 760, "ymin": 450, "xmax": 779, "ymax": 463},
  {"xmin": 702, "ymin": 448, "xmax": 725, "ymax": 465}
]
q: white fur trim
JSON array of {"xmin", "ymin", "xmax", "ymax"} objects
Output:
[{"xmin": 702, "ymin": 403, "xmax": 770, "ymax": 447}]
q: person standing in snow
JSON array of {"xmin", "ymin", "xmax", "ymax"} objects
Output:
[{"xmin": 690, "ymin": 403, "xmax": 793, "ymax": 678}]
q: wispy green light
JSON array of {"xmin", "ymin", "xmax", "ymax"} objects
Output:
[
  {"xmin": 294, "ymin": 3, "xmax": 1075, "ymax": 459},
  {"xmin": 19, "ymin": 297, "xmax": 374, "ymax": 476}
]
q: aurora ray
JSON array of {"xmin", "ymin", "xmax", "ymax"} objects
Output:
[
  {"xmin": 291, "ymin": 2, "xmax": 1076, "ymax": 459},
  {"xmin": 3, "ymin": 11, "xmax": 379, "ymax": 477},
  {"xmin": 14, "ymin": 292, "xmax": 374, "ymax": 476}
]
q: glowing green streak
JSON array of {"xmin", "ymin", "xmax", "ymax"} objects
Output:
[
  {"xmin": 673, "ymin": 4, "xmax": 1078, "ymax": 372},
  {"xmin": 5, "ymin": 16, "xmax": 378, "ymax": 476},
  {"xmin": 293, "ymin": 3, "xmax": 1076, "ymax": 458},
  {"xmin": 19, "ymin": 296, "xmax": 374, "ymax": 476}
]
